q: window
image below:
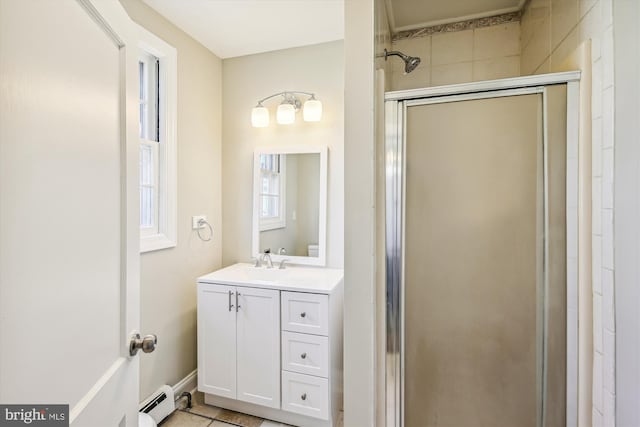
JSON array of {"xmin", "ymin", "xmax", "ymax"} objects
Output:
[
  {"xmin": 259, "ymin": 154, "xmax": 286, "ymax": 231},
  {"xmin": 139, "ymin": 53, "xmax": 159, "ymax": 237},
  {"xmin": 137, "ymin": 25, "xmax": 177, "ymax": 253}
]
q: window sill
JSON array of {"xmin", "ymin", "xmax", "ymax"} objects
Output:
[
  {"xmin": 141, "ymin": 233, "xmax": 176, "ymax": 253},
  {"xmin": 260, "ymin": 221, "xmax": 286, "ymax": 232}
]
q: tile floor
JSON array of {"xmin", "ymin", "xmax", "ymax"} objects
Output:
[{"xmin": 160, "ymin": 392, "xmax": 344, "ymax": 427}]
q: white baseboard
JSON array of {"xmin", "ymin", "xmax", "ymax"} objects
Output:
[
  {"xmin": 173, "ymin": 369, "xmax": 198, "ymax": 397},
  {"xmin": 139, "ymin": 370, "xmax": 198, "ymax": 409}
]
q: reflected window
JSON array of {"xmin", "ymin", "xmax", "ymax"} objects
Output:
[{"xmin": 259, "ymin": 154, "xmax": 286, "ymax": 231}]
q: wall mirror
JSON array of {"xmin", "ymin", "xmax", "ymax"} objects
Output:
[{"xmin": 252, "ymin": 145, "xmax": 328, "ymax": 266}]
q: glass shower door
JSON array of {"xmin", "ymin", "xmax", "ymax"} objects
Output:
[{"xmin": 396, "ymin": 88, "xmax": 567, "ymax": 427}]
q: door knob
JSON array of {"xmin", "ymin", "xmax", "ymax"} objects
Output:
[
  {"xmin": 129, "ymin": 333, "xmax": 157, "ymax": 356},
  {"xmin": 301, "ymin": 393, "xmax": 307, "ymax": 401},
  {"xmin": 301, "ymin": 352, "xmax": 307, "ymax": 359},
  {"xmin": 300, "ymin": 312, "xmax": 306, "ymax": 318}
]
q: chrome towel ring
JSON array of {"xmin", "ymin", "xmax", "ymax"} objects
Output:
[{"xmin": 197, "ymin": 218, "xmax": 213, "ymax": 242}]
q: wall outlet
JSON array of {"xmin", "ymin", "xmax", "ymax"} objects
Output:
[{"xmin": 192, "ymin": 215, "xmax": 207, "ymax": 230}]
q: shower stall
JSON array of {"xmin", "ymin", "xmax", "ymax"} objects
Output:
[{"xmin": 384, "ymin": 73, "xmax": 581, "ymax": 427}]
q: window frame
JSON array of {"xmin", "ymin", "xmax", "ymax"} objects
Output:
[
  {"xmin": 258, "ymin": 154, "xmax": 286, "ymax": 231},
  {"xmin": 137, "ymin": 25, "xmax": 177, "ymax": 253}
]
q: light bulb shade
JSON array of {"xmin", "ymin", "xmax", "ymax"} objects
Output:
[
  {"xmin": 251, "ymin": 106, "xmax": 269, "ymax": 127},
  {"xmin": 303, "ymin": 99, "xmax": 322, "ymax": 122},
  {"xmin": 276, "ymin": 103, "xmax": 296, "ymax": 124}
]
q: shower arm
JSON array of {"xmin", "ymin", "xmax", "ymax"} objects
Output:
[{"xmin": 377, "ymin": 48, "xmax": 408, "ymax": 61}]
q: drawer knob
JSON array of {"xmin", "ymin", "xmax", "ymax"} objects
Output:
[
  {"xmin": 300, "ymin": 312, "xmax": 306, "ymax": 318},
  {"xmin": 301, "ymin": 393, "xmax": 307, "ymax": 401},
  {"xmin": 301, "ymin": 352, "xmax": 307, "ymax": 359}
]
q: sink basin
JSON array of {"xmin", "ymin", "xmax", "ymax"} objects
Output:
[
  {"xmin": 197, "ymin": 262, "xmax": 344, "ymax": 294},
  {"xmin": 240, "ymin": 265, "xmax": 292, "ymax": 282}
]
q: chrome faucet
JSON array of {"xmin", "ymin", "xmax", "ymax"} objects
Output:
[
  {"xmin": 257, "ymin": 250, "xmax": 273, "ymax": 269},
  {"xmin": 279, "ymin": 259, "xmax": 290, "ymax": 270}
]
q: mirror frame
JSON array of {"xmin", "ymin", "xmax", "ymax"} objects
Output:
[{"xmin": 252, "ymin": 145, "xmax": 328, "ymax": 266}]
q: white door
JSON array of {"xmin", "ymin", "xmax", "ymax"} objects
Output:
[
  {"xmin": 0, "ymin": 1, "xmax": 143, "ymax": 426},
  {"xmin": 197, "ymin": 283, "xmax": 237, "ymax": 399},
  {"xmin": 236, "ymin": 287, "xmax": 280, "ymax": 408}
]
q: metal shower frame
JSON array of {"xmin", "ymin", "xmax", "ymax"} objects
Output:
[{"xmin": 383, "ymin": 72, "xmax": 581, "ymax": 427}]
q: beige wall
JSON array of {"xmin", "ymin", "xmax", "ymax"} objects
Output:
[
  {"xmin": 521, "ymin": 0, "xmax": 616, "ymax": 425},
  {"xmin": 221, "ymin": 41, "xmax": 344, "ymax": 268},
  {"xmin": 119, "ymin": 0, "xmax": 223, "ymax": 401},
  {"xmin": 390, "ymin": 22, "xmax": 520, "ymax": 91},
  {"xmin": 295, "ymin": 154, "xmax": 321, "ymax": 255}
]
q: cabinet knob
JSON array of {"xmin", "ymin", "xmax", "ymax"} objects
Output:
[
  {"xmin": 300, "ymin": 312, "xmax": 306, "ymax": 318},
  {"xmin": 301, "ymin": 393, "xmax": 307, "ymax": 401},
  {"xmin": 301, "ymin": 352, "xmax": 307, "ymax": 359}
]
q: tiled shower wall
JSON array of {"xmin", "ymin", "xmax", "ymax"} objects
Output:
[
  {"xmin": 520, "ymin": 0, "xmax": 615, "ymax": 425},
  {"xmin": 389, "ymin": 22, "xmax": 521, "ymax": 90}
]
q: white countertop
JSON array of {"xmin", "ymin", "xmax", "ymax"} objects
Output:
[{"xmin": 197, "ymin": 263, "xmax": 344, "ymax": 294}]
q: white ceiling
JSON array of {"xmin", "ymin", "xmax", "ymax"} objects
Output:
[
  {"xmin": 141, "ymin": 0, "xmax": 344, "ymax": 59},
  {"xmin": 140, "ymin": 0, "xmax": 526, "ymax": 57},
  {"xmin": 386, "ymin": 0, "xmax": 525, "ymax": 32}
]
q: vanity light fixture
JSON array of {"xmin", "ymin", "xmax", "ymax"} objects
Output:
[{"xmin": 251, "ymin": 91, "xmax": 322, "ymax": 127}]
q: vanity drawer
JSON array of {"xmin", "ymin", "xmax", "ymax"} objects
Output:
[
  {"xmin": 281, "ymin": 292, "xmax": 329, "ymax": 336},
  {"xmin": 281, "ymin": 371, "xmax": 329, "ymax": 420},
  {"xmin": 282, "ymin": 331, "xmax": 329, "ymax": 378}
]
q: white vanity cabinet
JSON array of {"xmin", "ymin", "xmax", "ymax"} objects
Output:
[
  {"xmin": 197, "ymin": 263, "xmax": 343, "ymax": 427},
  {"xmin": 197, "ymin": 284, "xmax": 281, "ymax": 408}
]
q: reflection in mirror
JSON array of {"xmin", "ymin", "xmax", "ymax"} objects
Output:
[
  {"xmin": 258, "ymin": 153, "xmax": 320, "ymax": 257},
  {"xmin": 252, "ymin": 146, "xmax": 327, "ymax": 266}
]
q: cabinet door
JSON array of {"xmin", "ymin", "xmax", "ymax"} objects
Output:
[
  {"xmin": 197, "ymin": 283, "xmax": 237, "ymax": 399},
  {"xmin": 236, "ymin": 287, "xmax": 280, "ymax": 408}
]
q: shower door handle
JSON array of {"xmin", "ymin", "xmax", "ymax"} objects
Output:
[{"xmin": 129, "ymin": 333, "xmax": 157, "ymax": 356}]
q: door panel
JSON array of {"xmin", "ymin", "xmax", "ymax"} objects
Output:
[
  {"xmin": 236, "ymin": 287, "xmax": 280, "ymax": 408},
  {"xmin": 198, "ymin": 284, "xmax": 237, "ymax": 399},
  {"xmin": 404, "ymin": 95, "xmax": 542, "ymax": 427},
  {"xmin": 0, "ymin": 1, "xmax": 139, "ymax": 425}
]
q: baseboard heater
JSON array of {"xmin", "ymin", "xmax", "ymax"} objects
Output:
[{"xmin": 140, "ymin": 385, "xmax": 175, "ymax": 424}]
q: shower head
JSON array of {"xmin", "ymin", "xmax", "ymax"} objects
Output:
[
  {"xmin": 403, "ymin": 55, "xmax": 421, "ymax": 73},
  {"xmin": 380, "ymin": 48, "xmax": 422, "ymax": 73}
]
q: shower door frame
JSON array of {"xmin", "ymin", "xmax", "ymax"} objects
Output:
[{"xmin": 384, "ymin": 72, "xmax": 581, "ymax": 427}]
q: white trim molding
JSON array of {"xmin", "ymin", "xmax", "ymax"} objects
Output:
[
  {"xmin": 173, "ymin": 369, "xmax": 198, "ymax": 398},
  {"xmin": 384, "ymin": 0, "xmax": 527, "ymax": 33}
]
